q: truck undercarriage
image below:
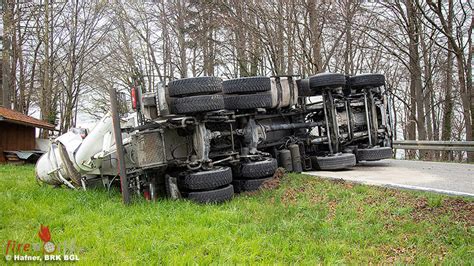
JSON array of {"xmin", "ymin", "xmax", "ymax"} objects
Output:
[{"xmin": 36, "ymin": 73, "xmax": 393, "ymax": 204}]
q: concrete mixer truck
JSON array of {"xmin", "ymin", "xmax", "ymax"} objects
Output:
[{"xmin": 36, "ymin": 73, "xmax": 393, "ymax": 204}]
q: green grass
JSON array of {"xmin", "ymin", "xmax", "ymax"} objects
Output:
[{"xmin": 0, "ymin": 164, "xmax": 472, "ymax": 264}]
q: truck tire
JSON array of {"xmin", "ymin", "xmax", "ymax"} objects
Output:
[
  {"xmin": 233, "ymin": 177, "xmax": 272, "ymax": 193},
  {"xmin": 238, "ymin": 158, "xmax": 278, "ymax": 179},
  {"xmin": 186, "ymin": 184, "xmax": 234, "ymax": 204},
  {"xmin": 168, "ymin": 77, "xmax": 223, "ymax": 97},
  {"xmin": 224, "ymin": 93, "xmax": 273, "ymax": 110},
  {"xmin": 356, "ymin": 147, "xmax": 392, "ymax": 161},
  {"xmin": 348, "ymin": 74, "xmax": 385, "ymax": 88},
  {"xmin": 222, "ymin": 76, "xmax": 271, "ymax": 94},
  {"xmin": 309, "ymin": 73, "xmax": 346, "ymax": 89},
  {"xmin": 171, "ymin": 94, "xmax": 225, "ymax": 114},
  {"xmin": 178, "ymin": 167, "xmax": 232, "ymax": 191},
  {"xmin": 311, "ymin": 153, "xmax": 356, "ymax": 170},
  {"xmin": 296, "ymin": 78, "xmax": 312, "ymax": 97}
]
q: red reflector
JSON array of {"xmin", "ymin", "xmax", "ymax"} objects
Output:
[
  {"xmin": 131, "ymin": 87, "xmax": 137, "ymax": 109},
  {"xmin": 143, "ymin": 190, "xmax": 150, "ymax": 200}
]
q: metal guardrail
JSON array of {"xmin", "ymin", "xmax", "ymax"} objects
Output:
[{"xmin": 392, "ymin": 140, "xmax": 474, "ymax": 152}]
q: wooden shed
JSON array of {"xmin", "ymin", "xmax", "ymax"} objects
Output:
[{"xmin": 0, "ymin": 106, "xmax": 55, "ymax": 163}]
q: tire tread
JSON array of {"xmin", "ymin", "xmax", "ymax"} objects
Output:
[
  {"xmin": 311, "ymin": 153, "xmax": 356, "ymax": 170},
  {"xmin": 222, "ymin": 77, "xmax": 271, "ymax": 94},
  {"xmin": 168, "ymin": 77, "xmax": 223, "ymax": 97},
  {"xmin": 187, "ymin": 185, "xmax": 234, "ymax": 204},
  {"xmin": 348, "ymin": 74, "xmax": 385, "ymax": 88},
  {"xmin": 309, "ymin": 73, "xmax": 346, "ymax": 89},
  {"xmin": 171, "ymin": 95, "xmax": 224, "ymax": 114},
  {"xmin": 178, "ymin": 167, "xmax": 232, "ymax": 191},
  {"xmin": 240, "ymin": 158, "xmax": 278, "ymax": 179},
  {"xmin": 224, "ymin": 93, "xmax": 273, "ymax": 110},
  {"xmin": 356, "ymin": 147, "xmax": 392, "ymax": 161}
]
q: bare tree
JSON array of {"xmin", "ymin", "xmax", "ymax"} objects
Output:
[{"xmin": 416, "ymin": 0, "xmax": 473, "ymax": 161}]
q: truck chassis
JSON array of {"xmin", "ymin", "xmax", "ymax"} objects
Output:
[{"xmin": 36, "ymin": 73, "xmax": 393, "ymax": 204}]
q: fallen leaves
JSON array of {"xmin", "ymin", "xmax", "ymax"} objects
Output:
[{"xmin": 411, "ymin": 197, "xmax": 474, "ymax": 226}]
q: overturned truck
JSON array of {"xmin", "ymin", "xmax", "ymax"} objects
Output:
[{"xmin": 36, "ymin": 73, "xmax": 393, "ymax": 204}]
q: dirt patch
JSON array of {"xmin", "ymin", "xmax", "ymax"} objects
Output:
[
  {"xmin": 327, "ymin": 200, "xmax": 338, "ymax": 220},
  {"xmin": 281, "ymin": 188, "xmax": 298, "ymax": 205},
  {"xmin": 364, "ymin": 195, "xmax": 379, "ymax": 205},
  {"xmin": 378, "ymin": 241, "xmax": 447, "ymax": 264},
  {"xmin": 411, "ymin": 198, "xmax": 474, "ymax": 226},
  {"xmin": 383, "ymin": 246, "xmax": 417, "ymax": 264},
  {"xmin": 281, "ymin": 186, "xmax": 306, "ymax": 205},
  {"xmin": 309, "ymin": 194, "xmax": 327, "ymax": 204},
  {"xmin": 329, "ymin": 178, "xmax": 354, "ymax": 189},
  {"xmin": 343, "ymin": 182, "xmax": 354, "ymax": 189},
  {"xmin": 261, "ymin": 167, "xmax": 285, "ymax": 190},
  {"xmin": 241, "ymin": 168, "xmax": 285, "ymax": 197},
  {"xmin": 366, "ymin": 188, "xmax": 417, "ymax": 206},
  {"xmin": 331, "ymin": 178, "xmax": 346, "ymax": 184},
  {"xmin": 385, "ymin": 189, "xmax": 415, "ymax": 203}
]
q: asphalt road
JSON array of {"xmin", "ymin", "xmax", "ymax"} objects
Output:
[{"xmin": 305, "ymin": 159, "xmax": 474, "ymax": 197}]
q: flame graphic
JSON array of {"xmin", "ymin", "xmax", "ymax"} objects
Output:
[{"xmin": 38, "ymin": 225, "xmax": 51, "ymax": 243}]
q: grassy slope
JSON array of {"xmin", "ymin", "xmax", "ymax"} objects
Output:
[{"xmin": 0, "ymin": 164, "xmax": 472, "ymax": 264}]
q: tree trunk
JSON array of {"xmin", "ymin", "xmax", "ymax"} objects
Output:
[
  {"xmin": 11, "ymin": 4, "xmax": 18, "ymax": 111},
  {"xmin": 468, "ymin": 13, "xmax": 474, "ymax": 161},
  {"xmin": 176, "ymin": 0, "xmax": 187, "ymax": 78},
  {"xmin": 407, "ymin": 0, "xmax": 427, "ymax": 159},
  {"xmin": 419, "ymin": 0, "xmax": 473, "ymax": 161},
  {"xmin": 440, "ymin": 0, "xmax": 454, "ymax": 161},
  {"xmin": 14, "ymin": 4, "xmax": 27, "ymax": 113},
  {"xmin": 343, "ymin": 1, "xmax": 354, "ymax": 74},
  {"xmin": 234, "ymin": 1, "xmax": 248, "ymax": 77},
  {"xmin": 307, "ymin": 0, "xmax": 323, "ymax": 73},
  {"xmin": 2, "ymin": 0, "xmax": 13, "ymax": 108},
  {"xmin": 41, "ymin": 0, "xmax": 52, "ymax": 137},
  {"xmin": 420, "ymin": 25, "xmax": 434, "ymax": 159},
  {"xmin": 454, "ymin": 51, "xmax": 473, "ymax": 161}
]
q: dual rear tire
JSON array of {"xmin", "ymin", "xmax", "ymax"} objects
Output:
[
  {"xmin": 178, "ymin": 167, "xmax": 233, "ymax": 204},
  {"xmin": 178, "ymin": 158, "xmax": 278, "ymax": 202},
  {"xmin": 168, "ymin": 77, "xmax": 225, "ymax": 114},
  {"xmin": 232, "ymin": 158, "xmax": 277, "ymax": 193},
  {"xmin": 222, "ymin": 77, "xmax": 273, "ymax": 110},
  {"xmin": 168, "ymin": 76, "xmax": 278, "ymax": 113},
  {"xmin": 348, "ymin": 74, "xmax": 385, "ymax": 88},
  {"xmin": 307, "ymin": 73, "xmax": 346, "ymax": 96}
]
